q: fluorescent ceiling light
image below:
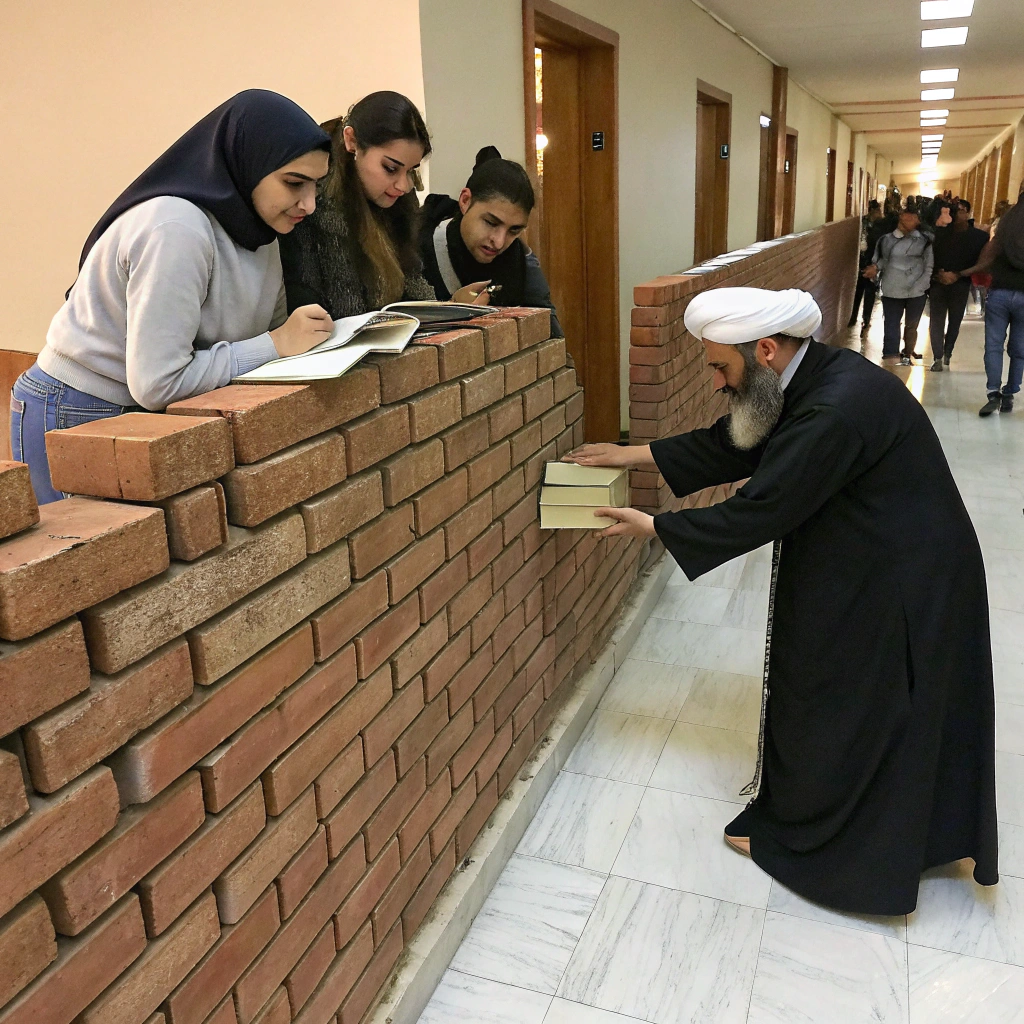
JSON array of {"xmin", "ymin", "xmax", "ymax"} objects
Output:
[
  {"xmin": 922, "ymin": 88, "xmax": 955, "ymax": 100},
  {"xmin": 922, "ymin": 27, "xmax": 969, "ymax": 46},
  {"xmin": 921, "ymin": 68, "xmax": 959, "ymax": 83},
  {"xmin": 922, "ymin": 141, "xmax": 943, "ymax": 147},
  {"xmin": 920, "ymin": 118, "xmax": 948, "ymax": 126},
  {"xmin": 921, "ymin": 156, "xmax": 939, "ymax": 167},
  {"xmin": 921, "ymin": 109, "xmax": 950, "ymax": 118},
  {"xmin": 921, "ymin": 0, "xmax": 974, "ymax": 18},
  {"xmin": 921, "ymin": 133, "xmax": 945, "ymax": 140}
]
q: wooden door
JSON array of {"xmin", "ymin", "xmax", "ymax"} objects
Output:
[
  {"xmin": 757, "ymin": 122, "xmax": 772, "ymax": 241},
  {"xmin": 845, "ymin": 160, "xmax": 854, "ymax": 217},
  {"xmin": 825, "ymin": 148, "xmax": 836, "ymax": 222},
  {"xmin": 694, "ymin": 91, "xmax": 730, "ymax": 263},
  {"xmin": 783, "ymin": 132, "xmax": 798, "ymax": 234}
]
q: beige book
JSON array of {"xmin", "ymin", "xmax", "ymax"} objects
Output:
[
  {"xmin": 540, "ymin": 481, "xmax": 628, "ymax": 508},
  {"xmin": 540, "ymin": 504, "xmax": 617, "ymax": 530},
  {"xmin": 544, "ymin": 462, "xmax": 627, "ymax": 488}
]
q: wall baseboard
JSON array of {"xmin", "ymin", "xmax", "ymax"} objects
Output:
[{"xmin": 368, "ymin": 548, "xmax": 676, "ymax": 1024}]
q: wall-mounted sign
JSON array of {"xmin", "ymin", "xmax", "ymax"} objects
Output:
[
  {"xmin": 592, "ymin": 131, "xmax": 605, "ymax": 151},
  {"xmin": 720, "ymin": 144, "xmax": 730, "ymax": 159}
]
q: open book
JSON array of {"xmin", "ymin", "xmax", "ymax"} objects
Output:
[{"xmin": 233, "ymin": 301, "xmax": 498, "ymax": 383}]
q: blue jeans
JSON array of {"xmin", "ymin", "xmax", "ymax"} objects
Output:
[
  {"xmin": 11, "ymin": 364, "xmax": 140, "ymax": 504},
  {"xmin": 984, "ymin": 289, "xmax": 1024, "ymax": 397}
]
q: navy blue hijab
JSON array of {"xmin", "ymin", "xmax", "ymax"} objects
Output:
[{"xmin": 77, "ymin": 90, "xmax": 331, "ymax": 270}]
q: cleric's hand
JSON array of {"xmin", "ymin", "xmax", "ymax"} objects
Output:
[
  {"xmin": 563, "ymin": 443, "xmax": 630, "ymax": 468},
  {"xmin": 595, "ymin": 506, "xmax": 657, "ymax": 540}
]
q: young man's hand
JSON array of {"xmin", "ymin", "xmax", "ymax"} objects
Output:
[{"xmin": 595, "ymin": 506, "xmax": 657, "ymax": 540}]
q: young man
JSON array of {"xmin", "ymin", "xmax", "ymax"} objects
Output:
[
  {"xmin": 929, "ymin": 200, "xmax": 990, "ymax": 370},
  {"xmin": 863, "ymin": 208, "xmax": 934, "ymax": 365},
  {"xmin": 848, "ymin": 201, "xmax": 887, "ymax": 336},
  {"xmin": 565, "ymin": 287, "xmax": 997, "ymax": 917}
]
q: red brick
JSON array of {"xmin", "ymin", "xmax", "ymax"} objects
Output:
[
  {"xmin": 509, "ymin": 423, "xmax": 542, "ymax": 468},
  {"xmin": 338, "ymin": 921, "xmax": 402, "ymax": 1024},
  {"xmin": 222, "ymin": 432, "xmax": 346, "ymax": 528},
  {"xmin": 539, "ymin": 407, "xmax": 565, "ymax": 446},
  {"xmin": 324, "ymin": 754, "xmax": 396, "ymax": 860},
  {"xmin": 46, "ymin": 413, "xmax": 233, "ymax": 501},
  {"xmin": 139, "ymin": 782, "xmax": 266, "ymax": 937},
  {"xmin": 456, "ymin": 775, "xmax": 499, "ymax": 857},
  {"xmin": 41, "ymin": 772, "xmax": 204, "ymax": 937},
  {"xmin": 354, "ymin": 593, "xmax": 419, "ymax": 678},
  {"xmin": 364, "ymin": 757, "xmax": 426, "ymax": 861},
  {"xmin": 81, "ymin": 513, "xmax": 305, "ymax": 675},
  {"xmin": 464, "ymin": 315, "xmax": 518, "ymax": 361},
  {"xmin": 407, "ymin": 383, "xmax": 462, "ymax": 442},
  {"xmin": 413, "ymin": 328, "xmax": 485, "ymax": 379},
  {"xmin": 395, "ymin": 693, "xmax": 448, "ymax": 777},
  {"xmin": 565, "ymin": 389, "xmax": 585, "ymax": 424},
  {"xmin": 451, "ymin": 712, "xmax": 495, "ymax": 788},
  {"xmin": 535, "ymin": 337, "xmax": 567, "ymax": 376},
  {"xmin": 77, "ymin": 891, "xmax": 220, "ymax": 1024},
  {"xmin": 428, "ymin": 778, "xmax": 475, "ymax": 859},
  {"xmin": 513, "ymin": 679, "xmax": 544, "ymax": 737},
  {"xmin": 0, "ymin": 619, "xmax": 90, "ymax": 738},
  {"xmin": 491, "ymin": 603, "xmax": 525, "ymax": 662},
  {"xmin": 393, "ymin": 615, "xmax": 449, "ymax": 688},
  {"xmin": 412, "ymin": 468, "xmax": 468, "ymax": 535},
  {"xmin": 498, "ymin": 721, "xmax": 537, "ymax": 794},
  {"xmin": 0, "ymin": 896, "xmax": 56, "ymax": 1009},
  {"xmin": 422, "ymin": 627, "xmax": 471, "ymax": 702},
  {"xmin": 513, "ymin": 615, "xmax": 544, "ymax": 672},
  {"xmin": 444, "ymin": 492, "xmax": 492, "ymax": 559},
  {"xmin": 315, "ymin": 737, "xmax": 370, "ymax": 820},
  {"xmin": 249, "ymin": 988, "xmax": 290, "ymax": 1024},
  {"xmin": 466, "ymin": 522, "xmax": 503, "ymax": 578},
  {"xmin": 109, "ymin": 626, "xmax": 312, "ymax": 806},
  {"xmin": 503, "ymin": 349, "xmax": 538, "ymax": 393},
  {"xmin": 491, "ymin": 541, "xmax": 524, "ymax": 593},
  {"xmin": 295, "ymin": 922, "xmax": 373, "ymax": 1024},
  {"xmin": 0, "ymin": 499, "xmax": 167, "ymax": 643},
  {"xmin": 342, "ymin": 405, "xmax": 410, "ymax": 475},
  {"xmin": 215, "ymin": 788, "xmax": 318, "ymax": 924},
  {"xmin": 24, "ymin": 640, "xmax": 192, "ymax": 794},
  {"xmin": 475, "ymin": 719, "xmax": 513, "ymax": 788},
  {"xmin": 276, "ymin": 826, "xmax": 328, "ymax": 919},
  {"xmin": 199, "ymin": 648, "xmax": 356, "ymax": 812},
  {"xmin": 425, "ymin": 703, "xmax": 473, "ymax": 784},
  {"xmin": 523, "ymin": 378, "xmax": 555, "ymax": 421},
  {"xmin": 472, "ymin": 650, "xmax": 514, "ymax": 722},
  {"xmin": 0, "ymin": 895, "xmax": 146, "ymax": 1024},
  {"xmin": 299, "ymin": 470, "xmax": 384, "ymax": 553},
  {"xmin": 446, "ymin": 644, "xmax": 494, "ymax": 716},
  {"xmin": 362, "ymin": 680, "xmax": 423, "ymax": 765},
  {"xmin": 398, "ymin": 771, "xmax": 451, "ymax": 861},
  {"xmin": 492, "ymin": 469, "xmax": 526, "ymax": 518},
  {"xmin": 439, "ymin": 413, "xmax": 489, "ymax": 472},
  {"xmin": 488, "ymin": 396, "xmax": 524, "ymax": 444},
  {"xmin": 466, "ymin": 441, "xmax": 511, "ymax": 498},
  {"xmin": 333, "ymin": 841, "xmax": 401, "ymax": 950},
  {"xmin": 418, "ymin": 552, "xmax": 468, "ymax": 622},
  {"xmin": 167, "ymin": 371, "xmax": 380, "ymax": 464},
  {"xmin": 233, "ymin": 840, "xmax": 365, "ymax": 1023},
  {"xmin": 503, "ymin": 307, "xmax": 551, "ymax": 348},
  {"xmin": 165, "ymin": 886, "xmax": 279, "ymax": 1024},
  {"xmin": 366, "ymin": 345, "xmax": 439, "ymax": 403},
  {"xmin": 380, "ymin": 440, "xmax": 444, "ymax": 506},
  {"xmin": 0, "ymin": 767, "xmax": 119, "ymax": 920},
  {"xmin": 385, "ymin": 529, "xmax": 445, "ymax": 604},
  {"xmin": 311, "ymin": 572, "xmax": 388, "ymax": 662},
  {"xmin": 197, "ymin": 1000, "xmax": 232, "ymax": 1024},
  {"xmin": 0, "ymin": 462, "xmax": 38, "ymax": 541},
  {"xmin": 552, "ymin": 366, "xmax": 577, "ymax": 402},
  {"xmin": 459, "ymin": 364, "xmax": 505, "ymax": 415},
  {"xmin": 262, "ymin": 665, "xmax": 378, "ymax": 816},
  {"xmin": 470, "ymin": 591, "xmax": 505, "ymax": 653},
  {"xmin": 348, "ymin": 503, "xmax": 414, "ymax": 579},
  {"xmin": 0, "ymin": 750, "xmax": 28, "ymax": 830},
  {"xmin": 402, "ymin": 841, "xmax": 455, "ymax": 940},
  {"xmin": 502, "ymin": 493, "xmax": 538, "ymax": 545},
  {"xmin": 284, "ymin": 921, "xmax": 335, "ymax": 1016}
]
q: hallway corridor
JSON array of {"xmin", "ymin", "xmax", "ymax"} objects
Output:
[{"xmin": 416, "ymin": 317, "xmax": 1024, "ymax": 1024}]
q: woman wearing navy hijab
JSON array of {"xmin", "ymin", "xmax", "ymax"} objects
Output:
[{"xmin": 13, "ymin": 90, "xmax": 333, "ymax": 503}]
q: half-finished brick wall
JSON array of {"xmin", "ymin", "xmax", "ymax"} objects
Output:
[
  {"xmin": 629, "ymin": 218, "xmax": 859, "ymax": 512},
  {"xmin": 0, "ymin": 308, "xmax": 657, "ymax": 1024}
]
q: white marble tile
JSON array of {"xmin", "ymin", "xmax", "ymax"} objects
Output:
[
  {"xmin": 997, "ymin": 751, "xmax": 1024, "ymax": 826},
  {"xmin": 676, "ymin": 669, "xmax": 763, "ymax": 734},
  {"xmin": 994, "ymin": 660, "xmax": 1024, "ymax": 707},
  {"xmin": 518, "ymin": 771, "xmax": 644, "ymax": 873},
  {"xmin": 687, "ymin": 556, "xmax": 748, "ymax": 590},
  {"xmin": 543, "ymin": 999, "xmax": 645, "ymax": 1023},
  {"xmin": 767, "ymin": 880, "xmax": 907, "ymax": 939},
  {"xmin": 908, "ymin": 944, "xmax": 1024, "ymax": 1024},
  {"xmin": 649, "ymin": 584, "xmax": 733, "ymax": 626},
  {"xmin": 648, "ymin": 721, "xmax": 758, "ymax": 804},
  {"xmin": 990, "ymin": 608, "xmax": 1024, "ymax": 652},
  {"xmin": 737, "ymin": 558, "xmax": 772, "ymax": 593},
  {"xmin": 996, "ymin": 702, "xmax": 1024, "ymax": 755},
  {"xmin": 999, "ymin": 822, "xmax": 1024, "ymax": 879},
  {"xmin": 612, "ymin": 788, "xmax": 772, "ymax": 909},
  {"xmin": 557, "ymin": 876, "xmax": 763, "ymax": 1024},
  {"xmin": 563, "ymin": 710, "xmax": 673, "ymax": 786},
  {"xmin": 747, "ymin": 912, "xmax": 909, "ymax": 1024},
  {"xmin": 630, "ymin": 617, "xmax": 764, "ymax": 677},
  {"xmin": 907, "ymin": 861, "xmax": 1024, "ymax": 967},
  {"xmin": 449, "ymin": 856, "xmax": 607, "ymax": 995},
  {"xmin": 417, "ymin": 971, "xmax": 552, "ymax": 1024},
  {"xmin": 598, "ymin": 659, "xmax": 696, "ymax": 719},
  {"xmin": 720, "ymin": 588, "xmax": 771, "ymax": 632}
]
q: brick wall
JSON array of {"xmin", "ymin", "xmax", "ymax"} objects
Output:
[
  {"xmin": 0, "ymin": 308, "xmax": 650, "ymax": 1024},
  {"xmin": 628, "ymin": 218, "xmax": 860, "ymax": 512}
]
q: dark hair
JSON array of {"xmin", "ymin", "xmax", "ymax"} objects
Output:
[
  {"xmin": 868, "ymin": 200, "xmax": 881, "ymax": 212},
  {"xmin": 322, "ymin": 91, "xmax": 431, "ymax": 307},
  {"xmin": 465, "ymin": 146, "xmax": 535, "ymax": 214},
  {"xmin": 960, "ymin": 199, "xmax": 972, "ymax": 212}
]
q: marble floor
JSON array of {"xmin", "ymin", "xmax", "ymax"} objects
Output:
[{"xmin": 416, "ymin": 314, "xmax": 1024, "ymax": 1024}]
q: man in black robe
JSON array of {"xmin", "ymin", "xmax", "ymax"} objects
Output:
[{"xmin": 566, "ymin": 286, "xmax": 998, "ymax": 916}]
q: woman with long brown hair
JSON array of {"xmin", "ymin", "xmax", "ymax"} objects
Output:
[{"xmin": 280, "ymin": 91, "xmax": 436, "ymax": 316}]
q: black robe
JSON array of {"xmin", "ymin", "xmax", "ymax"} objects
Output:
[{"xmin": 650, "ymin": 341, "xmax": 998, "ymax": 916}]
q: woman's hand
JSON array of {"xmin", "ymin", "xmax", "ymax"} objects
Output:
[
  {"xmin": 595, "ymin": 507, "xmax": 657, "ymax": 540},
  {"xmin": 452, "ymin": 281, "xmax": 493, "ymax": 305},
  {"xmin": 562, "ymin": 443, "xmax": 655, "ymax": 469},
  {"xmin": 270, "ymin": 304, "xmax": 334, "ymax": 357}
]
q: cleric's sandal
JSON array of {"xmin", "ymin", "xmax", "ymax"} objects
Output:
[{"xmin": 723, "ymin": 832, "xmax": 751, "ymax": 857}]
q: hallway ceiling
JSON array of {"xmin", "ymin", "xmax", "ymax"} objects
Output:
[{"xmin": 694, "ymin": 0, "xmax": 1024, "ymax": 184}]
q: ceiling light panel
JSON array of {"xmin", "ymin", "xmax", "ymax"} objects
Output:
[
  {"xmin": 921, "ymin": 156, "xmax": 939, "ymax": 167},
  {"xmin": 921, "ymin": 68, "xmax": 959, "ymax": 83},
  {"xmin": 920, "ymin": 118, "xmax": 948, "ymax": 126},
  {"xmin": 921, "ymin": 134, "xmax": 945, "ymax": 141},
  {"xmin": 921, "ymin": 0, "xmax": 974, "ymax": 18},
  {"xmin": 922, "ymin": 27, "xmax": 969, "ymax": 46},
  {"xmin": 921, "ymin": 88, "xmax": 955, "ymax": 100},
  {"xmin": 921, "ymin": 109, "xmax": 950, "ymax": 118}
]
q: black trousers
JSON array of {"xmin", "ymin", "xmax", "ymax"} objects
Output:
[
  {"xmin": 851, "ymin": 272, "xmax": 877, "ymax": 326},
  {"xmin": 881, "ymin": 295, "xmax": 928, "ymax": 357},
  {"xmin": 929, "ymin": 281, "xmax": 971, "ymax": 360}
]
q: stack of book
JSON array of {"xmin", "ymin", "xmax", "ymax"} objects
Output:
[{"xmin": 539, "ymin": 462, "xmax": 630, "ymax": 529}]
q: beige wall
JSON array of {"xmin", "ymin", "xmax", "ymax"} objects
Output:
[{"xmin": 0, "ymin": 0, "xmax": 425, "ymax": 354}]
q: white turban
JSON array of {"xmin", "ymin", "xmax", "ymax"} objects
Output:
[{"xmin": 683, "ymin": 287, "xmax": 822, "ymax": 345}]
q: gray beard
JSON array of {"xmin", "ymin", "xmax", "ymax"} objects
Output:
[{"xmin": 727, "ymin": 361, "xmax": 785, "ymax": 450}]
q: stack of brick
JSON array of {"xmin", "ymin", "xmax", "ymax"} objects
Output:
[
  {"xmin": 628, "ymin": 218, "xmax": 859, "ymax": 514},
  {"xmin": 0, "ymin": 308, "xmax": 648, "ymax": 1024}
]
